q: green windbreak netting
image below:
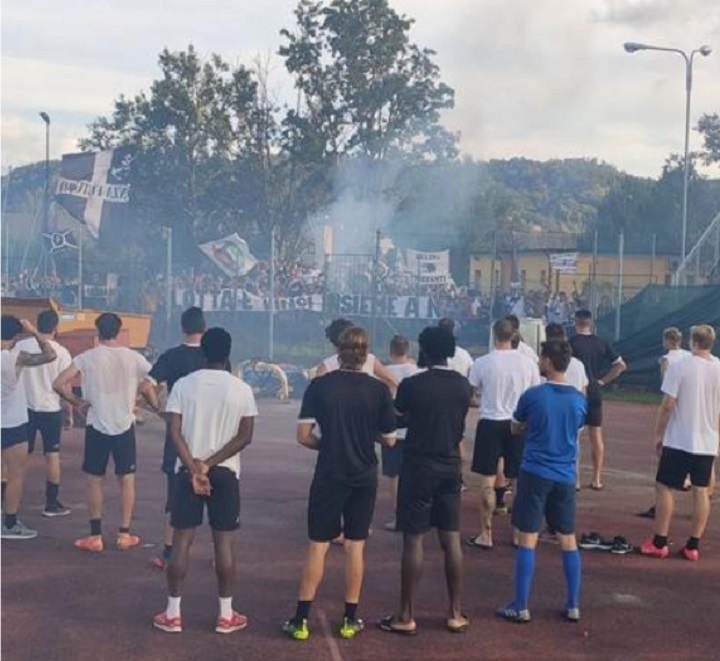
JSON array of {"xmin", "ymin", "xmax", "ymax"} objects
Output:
[{"xmin": 603, "ymin": 285, "xmax": 720, "ymax": 388}]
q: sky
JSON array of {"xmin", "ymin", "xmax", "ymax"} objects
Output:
[{"xmin": 2, "ymin": 0, "xmax": 719, "ymax": 178}]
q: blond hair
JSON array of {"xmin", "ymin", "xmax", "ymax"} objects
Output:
[
  {"xmin": 663, "ymin": 327, "xmax": 682, "ymax": 344},
  {"xmin": 338, "ymin": 326, "xmax": 369, "ymax": 370},
  {"xmin": 690, "ymin": 325, "xmax": 716, "ymax": 351}
]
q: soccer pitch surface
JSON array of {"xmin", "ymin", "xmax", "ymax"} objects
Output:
[{"xmin": 3, "ymin": 400, "xmax": 719, "ymax": 661}]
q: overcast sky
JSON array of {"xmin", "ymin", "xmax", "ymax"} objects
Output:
[{"xmin": 2, "ymin": 0, "xmax": 719, "ymax": 177}]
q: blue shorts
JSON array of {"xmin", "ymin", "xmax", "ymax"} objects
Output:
[{"xmin": 511, "ymin": 469, "xmax": 576, "ymax": 534}]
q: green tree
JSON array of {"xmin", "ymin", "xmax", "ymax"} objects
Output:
[
  {"xmin": 697, "ymin": 113, "xmax": 720, "ymax": 166},
  {"xmin": 279, "ymin": 0, "xmax": 457, "ymax": 163}
]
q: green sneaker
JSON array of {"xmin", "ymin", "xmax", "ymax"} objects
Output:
[
  {"xmin": 339, "ymin": 617, "xmax": 365, "ymax": 639},
  {"xmin": 283, "ymin": 618, "xmax": 310, "ymax": 641}
]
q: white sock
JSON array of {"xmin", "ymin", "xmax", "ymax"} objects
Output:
[
  {"xmin": 219, "ymin": 596, "xmax": 233, "ymax": 619},
  {"xmin": 166, "ymin": 596, "xmax": 181, "ymax": 619}
]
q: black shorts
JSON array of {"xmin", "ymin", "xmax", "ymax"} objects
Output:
[
  {"xmin": 165, "ymin": 471, "xmax": 179, "ymax": 514},
  {"xmin": 656, "ymin": 447, "xmax": 715, "ymax": 490},
  {"xmin": 82, "ymin": 425, "xmax": 137, "ymax": 476},
  {"xmin": 471, "ymin": 419, "xmax": 523, "ymax": 478},
  {"xmin": 586, "ymin": 383, "xmax": 603, "ymax": 427},
  {"xmin": 1, "ymin": 424, "xmax": 28, "ymax": 450},
  {"xmin": 161, "ymin": 432, "xmax": 178, "ymax": 475},
  {"xmin": 381, "ymin": 439, "xmax": 404, "ymax": 478},
  {"xmin": 307, "ymin": 473, "xmax": 377, "ymax": 542},
  {"xmin": 511, "ymin": 469, "xmax": 576, "ymax": 534},
  {"xmin": 397, "ymin": 464, "xmax": 461, "ymax": 534},
  {"xmin": 170, "ymin": 467, "xmax": 240, "ymax": 531},
  {"xmin": 27, "ymin": 410, "xmax": 63, "ymax": 454}
]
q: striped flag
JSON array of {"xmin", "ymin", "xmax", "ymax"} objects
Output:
[{"xmin": 55, "ymin": 147, "xmax": 134, "ymax": 239}]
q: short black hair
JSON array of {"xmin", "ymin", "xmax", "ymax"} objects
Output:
[
  {"xmin": 37, "ymin": 309, "xmax": 59, "ymax": 334},
  {"xmin": 575, "ymin": 309, "xmax": 593, "ymax": 324},
  {"xmin": 325, "ymin": 318, "xmax": 354, "ymax": 347},
  {"xmin": 438, "ymin": 318, "xmax": 455, "ymax": 334},
  {"xmin": 493, "ymin": 319, "xmax": 514, "ymax": 343},
  {"xmin": 1, "ymin": 315, "xmax": 23, "ymax": 341},
  {"xmin": 181, "ymin": 306, "xmax": 205, "ymax": 335},
  {"xmin": 545, "ymin": 322, "xmax": 566, "ymax": 341},
  {"xmin": 389, "ymin": 334, "xmax": 410, "ymax": 357},
  {"xmin": 201, "ymin": 327, "xmax": 232, "ymax": 364},
  {"xmin": 505, "ymin": 314, "xmax": 520, "ymax": 331},
  {"xmin": 418, "ymin": 326, "xmax": 455, "ymax": 367},
  {"xmin": 95, "ymin": 312, "xmax": 122, "ymax": 341},
  {"xmin": 540, "ymin": 340, "xmax": 572, "ymax": 373}
]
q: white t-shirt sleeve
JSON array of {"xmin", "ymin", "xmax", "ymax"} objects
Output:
[
  {"xmin": 468, "ymin": 361, "xmax": 481, "ymax": 389},
  {"xmin": 136, "ymin": 353, "xmax": 152, "ymax": 380},
  {"xmin": 58, "ymin": 346, "xmax": 72, "ymax": 372},
  {"xmin": 239, "ymin": 386, "xmax": 259, "ymax": 418},
  {"xmin": 530, "ymin": 362, "xmax": 542, "ymax": 387},
  {"xmin": 165, "ymin": 380, "xmax": 183, "ymax": 414},
  {"xmin": 661, "ymin": 361, "xmax": 681, "ymax": 400},
  {"xmin": 72, "ymin": 351, "xmax": 87, "ymax": 374}
]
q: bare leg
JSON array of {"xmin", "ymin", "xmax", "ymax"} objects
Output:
[
  {"xmin": 343, "ymin": 539, "xmax": 365, "ymax": 604},
  {"xmin": 2, "ymin": 444, "xmax": 28, "ymax": 517},
  {"xmin": 118, "ymin": 474, "xmax": 135, "ymax": 529},
  {"xmin": 476, "ymin": 475, "xmax": 496, "ymax": 547},
  {"xmin": 87, "ymin": 475, "xmax": 104, "ymax": 520},
  {"xmin": 437, "ymin": 529, "xmax": 464, "ymax": 621},
  {"xmin": 298, "ymin": 541, "xmax": 330, "ymax": 601},
  {"xmin": 167, "ymin": 528, "xmax": 196, "ymax": 597},
  {"xmin": 164, "ymin": 519, "xmax": 174, "ymax": 547},
  {"xmin": 588, "ymin": 426, "xmax": 604, "ymax": 488},
  {"xmin": 690, "ymin": 487, "xmax": 711, "ymax": 539},
  {"xmin": 398, "ymin": 533, "xmax": 424, "ymax": 625},
  {"xmin": 654, "ymin": 483, "xmax": 674, "ymax": 536},
  {"xmin": 212, "ymin": 530, "xmax": 236, "ymax": 598}
]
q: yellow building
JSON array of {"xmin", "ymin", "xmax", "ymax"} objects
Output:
[{"xmin": 469, "ymin": 251, "xmax": 673, "ymax": 298}]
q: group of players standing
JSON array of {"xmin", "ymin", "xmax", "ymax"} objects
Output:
[{"xmin": 1, "ymin": 304, "xmax": 718, "ymax": 640}]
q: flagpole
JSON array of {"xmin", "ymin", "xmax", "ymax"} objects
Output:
[
  {"xmin": 269, "ymin": 225, "xmax": 276, "ymax": 362},
  {"xmin": 78, "ymin": 227, "xmax": 83, "ymax": 308},
  {"xmin": 165, "ymin": 227, "xmax": 173, "ymax": 327}
]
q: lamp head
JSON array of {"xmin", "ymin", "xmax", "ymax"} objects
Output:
[
  {"xmin": 699, "ymin": 45, "xmax": 712, "ymax": 57},
  {"xmin": 39, "ymin": 112, "xmax": 50, "ymax": 124},
  {"xmin": 623, "ymin": 42, "xmax": 646, "ymax": 53}
]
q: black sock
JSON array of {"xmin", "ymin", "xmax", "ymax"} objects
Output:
[
  {"xmin": 495, "ymin": 487, "xmax": 506, "ymax": 507},
  {"xmin": 90, "ymin": 518, "xmax": 102, "ymax": 536},
  {"xmin": 344, "ymin": 602, "xmax": 359, "ymax": 621},
  {"xmin": 1, "ymin": 481, "xmax": 7, "ymax": 502},
  {"xmin": 653, "ymin": 534, "xmax": 668, "ymax": 549},
  {"xmin": 294, "ymin": 600, "xmax": 312, "ymax": 623},
  {"xmin": 5, "ymin": 513, "xmax": 17, "ymax": 529},
  {"xmin": 163, "ymin": 544, "xmax": 173, "ymax": 560},
  {"xmin": 46, "ymin": 481, "xmax": 60, "ymax": 507},
  {"xmin": 118, "ymin": 527, "xmax": 130, "ymax": 534},
  {"xmin": 686, "ymin": 536, "xmax": 700, "ymax": 551}
]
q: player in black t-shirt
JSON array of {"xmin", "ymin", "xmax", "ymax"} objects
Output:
[
  {"xmin": 380, "ymin": 327, "xmax": 472, "ymax": 636},
  {"xmin": 284, "ymin": 327, "xmax": 397, "ymax": 642},
  {"xmin": 140, "ymin": 307, "xmax": 207, "ymax": 570},
  {"xmin": 569, "ymin": 310, "xmax": 626, "ymax": 490}
]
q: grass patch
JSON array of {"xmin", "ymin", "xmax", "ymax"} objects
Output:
[{"xmin": 604, "ymin": 388, "xmax": 662, "ymax": 405}]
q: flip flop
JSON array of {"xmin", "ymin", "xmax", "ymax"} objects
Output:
[
  {"xmin": 379, "ymin": 615, "xmax": 417, "ymax": 636},
  {"xmin": 446, "ymin": 614, "xmax": 470, "ymax": 633},
  {"xmin": 466, "ymin": 535, "xmax": 493, "ymax": 550},
  {"xmin": 588, "ymin": 483, "xmax": 604, "ymax": 491}
]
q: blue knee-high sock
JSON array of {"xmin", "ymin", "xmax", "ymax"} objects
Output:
[
  {"xmin": 562, "ymin": 549, "xmax": 582, "ymax": 609},
  {"xmin": 513, "ymin": 547, "xmax": 535, "ymax": 611}
]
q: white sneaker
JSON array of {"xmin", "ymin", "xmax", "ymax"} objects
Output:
[{"xmin": 1, "ymin": 520, "xmax": 38, "ymax": 540}]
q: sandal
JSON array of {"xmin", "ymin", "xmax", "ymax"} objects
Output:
[
  {"xmin": 588, "ymin": 483, "xmax": 604, "ymax": 491},
  {"xmin": 466, "ymin": 535, "xmax": 493, "ymax": 550},
  {"xmin": 379, "ymin": 615, "xmax": 417, "ymax": 636},
  {"xmin": 446, "ymin": 614, "xmax": 470, "ymax": 633}
]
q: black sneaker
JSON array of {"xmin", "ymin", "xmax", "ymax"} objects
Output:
[
  {"xmin": 637, "ymin": 506, "xmax": 656, "ymax": 519},
  {"xmin": 578, "ymin": 532, "xmax": 612, "ymax": 551},
  {"xmin": 610, "ymin": 536, "xmax": 633, "ymax": 555},
  {"xmin": 43, "ymin": 501, "xmax": 72, "ymax": 518}
]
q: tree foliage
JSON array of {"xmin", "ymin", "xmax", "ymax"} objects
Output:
[{"xmin": 698, "ymin": 113, "xmax": 720, "ymax": 167}]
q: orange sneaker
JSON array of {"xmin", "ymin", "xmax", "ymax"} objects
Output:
[
  {"xmin": 152, "ymin": 612, "xmax": 183, "ymax": 633},
  {"xmin": 117, "ymin": 533, "xmax": 141, "ymax": 550},
  {"xmin": 215, "ymin": 611, "xmax": 248, "ymax": 634},
  {"xmin": 74, "ymin": 535, "xmax": 104, "ymax": 553}
]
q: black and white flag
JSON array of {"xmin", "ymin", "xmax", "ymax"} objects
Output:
[{"xmin": 55, "ymin": 147, "xmax": 134, "ymax": 239}]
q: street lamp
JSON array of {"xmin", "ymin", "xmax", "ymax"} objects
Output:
[
  {"xmin": 39, "ymin": 112, "xmax": 51, "ymax": 233},
  {"xmin": 623, "ymin": 42, "xmax": 712, "ymax": 283}
]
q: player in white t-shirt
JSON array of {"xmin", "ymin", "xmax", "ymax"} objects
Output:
[
  {"xmin": 438, "ymin": 318, "xmax": 473, "ymax": 377},
  {"xmin": 382, "ymin": 335, "xmax": 421, "ymax": 531},
  {"xmin": 153, "ymin": 327, "xmax": 258, "ymax": 635},
  {"xmin": 16, "ymin": 309, "xmax": 73, "ymax": 517},
  {"xmin": 506, "ymin": 314, "xmax": 540, "ymax": 365},
  {"xmin": 53, "ymin": 313, "xmax": 151, "ymax": 553},
  {"xmin": 467, "ymin": 319, "xmax": 541, "ymax": 550},
  {"xmin": 1, "ymin": 316, "xmax": 57, "ymax": 540},
  {"xmin": 640, "ymin": 325, "xmax": 720, "ymax": 562},
  {"xmin": 638, "ymin": 327, "xmax": 692, "ymax": 519}
]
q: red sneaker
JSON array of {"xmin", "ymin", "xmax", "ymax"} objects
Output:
[
  {"xmin": 680, "ymin": 547, "xmax": 699, "ymax": 562},
  {"xmin": 117, "ymin": 533, "xmax": 141, "ymax": 550},
  {"xmin": 150, "ymin": 556, "xmax": 168, "ymax": 571},
  {"xmin": 639, "ymin": 539, "xmax": 669, "ymax": 559},
  {"xmin": 216, "ymin": 611, "xmax": 248, "ymax": 634},
  {"xmin": 152, "ymin": 612, "xmax": 182, "ymax": 633},
  {"xmin": 74, "ymin": 535, "xmax": 104, "ymax": 553}
]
